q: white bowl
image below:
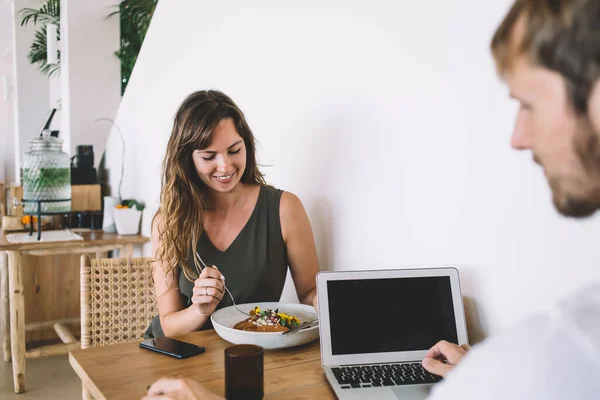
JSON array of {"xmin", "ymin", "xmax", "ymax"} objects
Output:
[{"xmin": 211, "ymin": 302, "xmax": 319, "ymax": 350}]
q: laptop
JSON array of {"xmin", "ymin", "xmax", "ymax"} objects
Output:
[{"xmin": 317, "ymin": 267, "xmax": 468, "ymax": 400}]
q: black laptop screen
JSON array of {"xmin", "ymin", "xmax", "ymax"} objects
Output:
[{"xmin": 327, "ymin": 276, "xmax": 458, "ymax": 356}]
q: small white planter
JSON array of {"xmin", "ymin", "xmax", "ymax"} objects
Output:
[{"xmin": 113, "ymin": 208, "xmax": 142, "ymax": 235}]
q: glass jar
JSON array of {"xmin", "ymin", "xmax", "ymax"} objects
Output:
[{"xmin": 22, "ymin": 130, "xmax": 71, "ymax": 213}]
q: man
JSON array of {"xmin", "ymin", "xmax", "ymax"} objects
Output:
[
  {"xmin": 422, "ymin": 0, "xmax": 600, "ymax": 398},
  {"xmin": 143, "ymin": 0, "xmax": 600, "ymax": 398}
]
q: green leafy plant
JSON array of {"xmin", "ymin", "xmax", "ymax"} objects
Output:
[
  {"xmin": 18, "ymin": 0, "xmax": 60, "ymax": 77},
  {"xmin": 108, "ymin": 0, "xmax": 158, "ymax": 95},
  {"xmin": 119, "ymin": 199, "xmax": 145, "ymax": 211}
]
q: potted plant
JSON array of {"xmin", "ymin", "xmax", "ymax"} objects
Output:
[{"xmin": 113, "ymin": 199, "xmax": 144, "ymax": 235}]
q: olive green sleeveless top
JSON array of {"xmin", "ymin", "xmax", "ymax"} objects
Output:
[{"xmin": 145, "ymin": 185, "xmax": 288, "ymax": 338}]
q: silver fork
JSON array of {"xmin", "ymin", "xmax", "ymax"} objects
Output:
[
  {"xmin": 281, "ymin": 319, "xmax": 319, "ymax": 335},
  {"xmin": 195, "ymin": 251, "xmax": 250, "ymax": 316}
]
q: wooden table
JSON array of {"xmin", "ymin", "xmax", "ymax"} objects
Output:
[
  {"xmin": 69, "ymin": 330, "xmax": 336, "ymax": 400},
  {"xmin": 0, "ymin": 231, "xmax": 149, "ymax": 393}
]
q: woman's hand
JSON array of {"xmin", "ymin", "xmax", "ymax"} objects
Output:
[
  {"xmin": 191, "ymin": 266, "xmax": 225, "ymax": 316},
  {"xmin": 143, "ymin": 377, "xmax": 223, "ymax": 400}
]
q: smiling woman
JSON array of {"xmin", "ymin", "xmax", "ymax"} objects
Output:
[{"xmin": 145, "ymin": 90, "xmax": 320, "ymax": 338}]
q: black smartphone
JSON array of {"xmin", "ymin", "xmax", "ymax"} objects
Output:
[{"xmin": 139, "ymin": 337, "xmax": 205, "ymax": 359}]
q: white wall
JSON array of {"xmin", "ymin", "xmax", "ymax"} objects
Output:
[
  {"xmin": 108, "ymin": 0, "xmax": 600, "ymax": 340},
  {"xmin": 1, "ymin": 55, "xmax": 16, "ymax": 184},
  {"xmin": 0, "ymin": 1, "xmax": 11, "ymax": 53},
  {"xmin": 48, "ymin": 75, "xmax": 60, "ymax": 132},
  {"xmin": 1, "ymin": 1, "xmax": 15, "ymax": 184},
  {"xmin": 60, "ymin": 0, "xmax": 120, "ymax": 165}
]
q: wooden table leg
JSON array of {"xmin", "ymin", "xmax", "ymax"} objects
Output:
[
  {"xmin": 121, "ymin": 244, "xmax": 133, "ymax": 258},
  {"xmin": 82, "ymin": 383, "xmax": 93, "ymax": 399},
  {"xmin": 8, "ymin": 251, "xmax": 25, "ymax": 393},
  {"xmin": 1, "ymin": 251, "xmax": 10, "ymax": 362}
]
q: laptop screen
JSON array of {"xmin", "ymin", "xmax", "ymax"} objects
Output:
[{"xmin": 327, "ymin": 276, "xmax": 458, "ymax": 356}]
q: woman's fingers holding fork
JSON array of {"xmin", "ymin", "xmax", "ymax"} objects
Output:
[
  {"xmin": 198, "ymin": 265, "xmax": 224, "ymax": 282},
  {"xmin": 192, "ymin": 282, "xmax": 224, "ymax": 299},
  {"xmin": 191, "ymin": 286, "xmax": 223, "ymax": 315},
  {"xmin": 195, "ymin": 267, "xmax": 225, "ymax": 294},
  {"xmin": 192, "ymin": 267, "xmax": 225, "ymax": 314}
]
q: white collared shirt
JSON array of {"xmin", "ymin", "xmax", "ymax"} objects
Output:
[{"xmin": 429, "ymin": 283, "xmax": 600, "ymax": 399}]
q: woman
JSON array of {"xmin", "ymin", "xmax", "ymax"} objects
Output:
[{"xmin": 145, "ymin": 90, "xmax": 319, "ymax": 338}]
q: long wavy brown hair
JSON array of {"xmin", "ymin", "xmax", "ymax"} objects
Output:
[{"xmin": 154, "ymin": 90, "xmax": 266, "ymax": 281}]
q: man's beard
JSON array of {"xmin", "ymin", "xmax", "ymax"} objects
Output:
[
  {"xmin": 554, "ymin": 191, "xmax": 600, "ymax": 217},
  {"xmin": 551, "ymin": 121, "xmax": 600, "ymax": 218}
]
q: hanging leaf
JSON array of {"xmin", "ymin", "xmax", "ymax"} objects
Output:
[
  {"xmin": 28, "ymin": 26, "xmax": 60, "ymax": 77},
  {"xmin": 108, "ymin": 0, "xmax": 159, "ymax": 95},
  {"xmin": 18, "ymin": 0, "xmax": 61, "ymax": 77}
]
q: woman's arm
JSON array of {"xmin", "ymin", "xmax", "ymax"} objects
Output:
[
  {"xmin": 280, "ymin": 192, "xmax": 319, "ymax": 307},
  {"xmin": 152, "ymin": 214, "xmax": 223, "ymax": 336}
]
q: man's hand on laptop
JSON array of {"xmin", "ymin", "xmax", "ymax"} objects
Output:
[{"xmin": 421, "ymin": 340, "xmax": 471, "ymax": 377}]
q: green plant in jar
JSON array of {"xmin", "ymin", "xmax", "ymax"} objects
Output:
[{"xmin": 22, "ymin": 130, "xmax": 71, "ymax": 213}]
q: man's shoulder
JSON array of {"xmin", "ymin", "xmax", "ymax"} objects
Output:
[{"xmin": 429, "ymin": 283, "xmax": 600, "ymax": 400}]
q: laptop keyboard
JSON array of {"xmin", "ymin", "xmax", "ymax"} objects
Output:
[{"xmin": 332, "ymin": 363, "xmax": 442, "ymax": 389}]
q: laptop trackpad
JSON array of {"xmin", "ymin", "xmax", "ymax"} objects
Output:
[{"xmin": 392, "ymin": 385, "xmax": 432, "ymax": 399}]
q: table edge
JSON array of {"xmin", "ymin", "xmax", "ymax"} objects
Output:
[
  {"xmin": 0, "ymin": 235, "xmax": 149, "ymax": 251},
  {"xmin": 69, "ymin": 352, "xmax": 108, "ymax": 400}
]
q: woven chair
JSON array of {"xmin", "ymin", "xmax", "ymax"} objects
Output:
[{"xmin": 80, "ymin": 255, "xmax": 156, "ymax": 399}]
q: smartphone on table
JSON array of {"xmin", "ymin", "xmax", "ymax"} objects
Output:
[{"xmin": 140, "ymin": 337, "xmax": 205, "ymax": 359}]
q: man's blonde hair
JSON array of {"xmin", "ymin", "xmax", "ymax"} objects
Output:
[
  {"xmin": 492, "ymin": 0, "xmax": 600, "ymax": 114},
  {"xmin": 491, "ymin": 0, "xmax": 582, "ymax": 76}
]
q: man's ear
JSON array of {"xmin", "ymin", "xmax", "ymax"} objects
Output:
[{"xmin": 588, "ymin": 79, "xmax": 600, "ymax": 133}]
